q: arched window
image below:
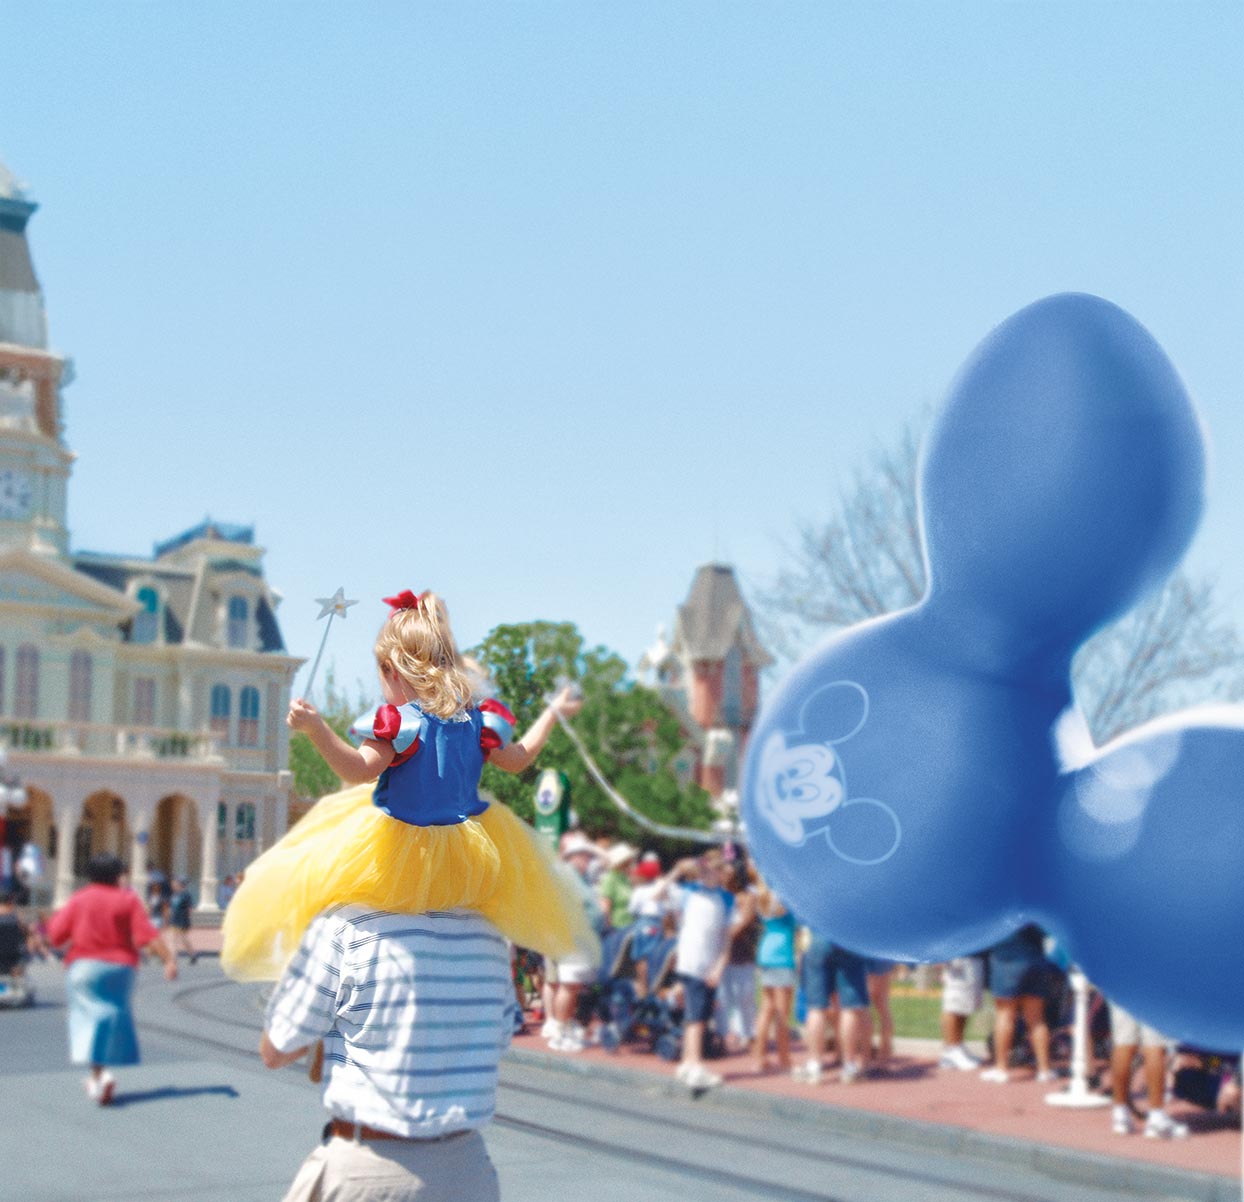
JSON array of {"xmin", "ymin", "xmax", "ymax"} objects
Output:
[
  {"xmin": 238, "ymin": 686, "xmax": 261, "ymax": 747},
  {"xmin": 209, "ymin": 684, "xmax": 232, "ymax": 739},
  {"xmin": 722, "ymin": 645, "xmax": 743, "ymax": 727},
  {"xmin": 235, "ymin": 802, "xmax": 256, "ymax": 841},
  {"xmin": 133, "ymin": 586, "xmax": 159, "ymax": 644},
  {"xmin": 68, "ymin": 651, "xmax": 93, "ymax": 723},
  {"xmin": 227, "ymin": 596, "xmax": 250, "ymax": 649},
  {"xmin": 14, "ymin": 645, "xmax": 38, "ymax": 718}
]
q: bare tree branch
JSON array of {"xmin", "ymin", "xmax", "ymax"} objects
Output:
[{"xmin": 761, "ymin": 419, "xmax": 1244, "ymax": 745}]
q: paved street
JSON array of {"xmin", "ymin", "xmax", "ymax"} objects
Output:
[{"xmin": 1, "ymin": 957, "xmax": 1237, "ymax": 1202}]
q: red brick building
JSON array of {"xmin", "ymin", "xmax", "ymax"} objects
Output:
[{"xmin": 639, "ymin": 564, "xmax": 772, "ymax": 811}]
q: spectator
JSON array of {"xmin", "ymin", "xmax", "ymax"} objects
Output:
[
  {"xmin": 982, "ymin": 924, "xmax": 1053, "ymax": 1083},
  {"xmin": 753, "ymin": 884, "xmax": 797, "ymax": 1075},
  {"xmin": 597, "ymin": 842, "xmax": 638, "ymax": 931},
  {"xmin": 715, "ymin": 860, "xmax": 759, "ymax": 1054},
  {"xmin": 663, "ymin": 851, "xmax": 733, "ymax": 1090},
  {"xmin": 164, "ymin": 877, "xmax": 197, "ymax": 964},
  {"xmin": 543, "ymin": 833, "xmax": 604, "ymax": 1053},
  {"xmin": 0, "ymin": 887, "xmax": 30, "ymax": 977},
  {"xmin": 626, "ymin": 852, "xmax": 668, "ymax": 998},
  {"xmin": 939, "ymin": 955, "xmax": 986, "ymax": 1071},
  {"xmin": 1108, "ymin": 1002, "xmax": 1188, "ymax": 1139},
  {"xmin": 866, "ymin": 959, "xmax": 896, "ymax": 1069},
  {"xmin": 794, "ymin": 934, "xmax": 870, "ymax": 1084},
  {"xmin": 217, "ymin": 873, "xmax": 238, "ymax": 909},
  {"xmin": 45, "ymin": 854, "xmax": 177, "ymax": 1104},
  {"xmin": 262, "ymin": 905, "xmax": 514, "ymax": 1201}
]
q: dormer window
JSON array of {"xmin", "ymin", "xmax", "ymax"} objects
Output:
[
  {"xmin": 133, "ymin": 586, "xmax": 159, "ymax": 644},
  {"xmin": 227, "ymin": 596, "xmax": 250, "ymax": 649}
]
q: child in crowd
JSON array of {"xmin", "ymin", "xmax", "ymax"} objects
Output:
[
  {"xmin": 660, "ymin": 850, "xmax": 734, "ymax": 1090},
  {"xmin": 222, "ymin": 589, "xmax": 597, "ymax": 980}
]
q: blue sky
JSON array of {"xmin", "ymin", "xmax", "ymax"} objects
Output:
[{"xmin": 4, "ymin": 2, "xmax": 1241, "ymax": 699}]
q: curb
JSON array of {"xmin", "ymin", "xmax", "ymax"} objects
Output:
[{"xmin": 502, "ymin": 1048, "xmax": 1238, "ymax": 1202}]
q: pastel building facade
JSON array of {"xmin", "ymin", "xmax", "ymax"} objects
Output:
[{"xmin": 0, "ymin": 157, "xmax": 300, "ymax": 911}]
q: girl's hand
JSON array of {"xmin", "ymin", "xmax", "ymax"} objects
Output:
[
  {"xmin": 287, "ymin": 698, "xmax": 322, "ymax": 733},
  {"xmin": 550, "ymin": 684, "xmax": 583, "ymax": 720}
]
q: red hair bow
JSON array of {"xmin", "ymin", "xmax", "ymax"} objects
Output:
[{"xmin": 383, "ymin": 589, "xmax": 423, "ymax": 612}]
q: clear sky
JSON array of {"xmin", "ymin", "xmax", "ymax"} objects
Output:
[{"xmin": 4, "ymin": 2, "xmax": 1242, "ymax": 697}]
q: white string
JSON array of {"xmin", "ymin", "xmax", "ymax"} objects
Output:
[
  {"xmin": 300, "ymin": 615, "xmax": 335, "ymax": 703},
  {"xmin": 554, "ymin": 711, "xmax": 737, "ymax": 846}
]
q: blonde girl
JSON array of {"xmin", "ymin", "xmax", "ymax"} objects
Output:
[{"xmin": 222, "ymin": 589, "xmax": 595, "ymax": 980}]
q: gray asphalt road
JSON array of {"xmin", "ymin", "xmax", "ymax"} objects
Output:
[{"xmin": 0, "ymin": 959, "xmax": 1220, "ymax": 1202}]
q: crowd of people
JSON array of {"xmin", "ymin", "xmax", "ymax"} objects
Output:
[{"xmin": 524, "ymin": 835, "xmax": 1241, "ymax": 1140}]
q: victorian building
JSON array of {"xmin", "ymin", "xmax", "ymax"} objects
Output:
[
  {"xmin": 638, "ymin": 563, "xmax": 771, "ymax": 815},
  {"xmin": 0, "ymin": 157, "xmax": 300, "ymax": 911}
]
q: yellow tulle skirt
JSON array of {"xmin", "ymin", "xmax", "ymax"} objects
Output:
[{"xmin": 221, "ymin": 784, "xmax": 599, "ymax": 981}]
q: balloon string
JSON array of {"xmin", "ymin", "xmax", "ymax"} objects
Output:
[
  {"xmin": 553, "ymin": 711, "xmax": 736, "ymax": 846},
  {"xmin": 301, "ymin": 615, "xmax": 335, "ymax": 703}
]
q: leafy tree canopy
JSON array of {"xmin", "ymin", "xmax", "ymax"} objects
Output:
[{"xmin": 469, "ymin": 621, "xmax": 715, "ymax": 851}]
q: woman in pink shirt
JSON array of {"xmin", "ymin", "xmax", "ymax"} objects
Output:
[{"xmin": 46, "ymin": 854, "xmax": 178, "ymax": 1104}]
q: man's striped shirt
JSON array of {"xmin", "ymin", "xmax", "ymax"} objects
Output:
[{"xmin": 265, "ymin": 905, "xmax": 515, "ymax": 1137}]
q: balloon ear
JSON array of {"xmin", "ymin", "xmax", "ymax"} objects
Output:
[
  {"xmin": 919, "ymin": 293, "xmax": 1205, "ymax": 655},
  {"xmin": 797, "ymin": 681, "xmax": 869, "ymax": 745},
  {"xmin": 826, "ymin": 797, "xmax": 902, "ymax": 866}
]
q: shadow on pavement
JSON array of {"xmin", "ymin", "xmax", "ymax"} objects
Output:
[{"xmin": 112, "ymin": 1084, "xmax": 240, "ymax": 1107}]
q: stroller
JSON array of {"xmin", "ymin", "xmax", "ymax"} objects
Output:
[{"xmin": 0, "ymin": 912, "xmax": 33, "ymax": 1009}]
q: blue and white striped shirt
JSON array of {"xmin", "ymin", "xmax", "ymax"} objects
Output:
[{"xmin": 265, "ymin": 905, "xmax": 515, "ymax": 1137}]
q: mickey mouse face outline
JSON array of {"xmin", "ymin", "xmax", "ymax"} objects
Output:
[
  {"xmin": 756, "ymin": 681, "xmax": 901, "ymax": 866},
  {"xmin": 742, "ymin": 293, "xmax": 1244, "ymax": 1049}
]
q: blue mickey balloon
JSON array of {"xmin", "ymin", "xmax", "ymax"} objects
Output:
[{"xmin": 742, "ymin": 293, "xmax": 1244, "ymax": 1048}]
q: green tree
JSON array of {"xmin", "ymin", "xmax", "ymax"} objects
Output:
[{"xmin": 469, "ymin": 621, "xmax": 715, "ymax": 848}]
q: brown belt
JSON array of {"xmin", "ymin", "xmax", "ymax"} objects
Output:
[{"xmin": 326, "ymin": 1119, "xmax": 470, "ymax": 1144}]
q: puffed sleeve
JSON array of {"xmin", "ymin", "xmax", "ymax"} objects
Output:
[
  {"xmin": 479, "ymin": 699, "xmax": 517, "ymax": 755},
  {"xmin": 348, "ymin": 703, "xmax": 424, "ymax": 756}
]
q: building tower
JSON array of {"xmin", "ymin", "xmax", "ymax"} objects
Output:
[
  {"xmin": 639, "ymin": 563, "xmax": 772, "ymax": 807},
  {"xmin": 0, "ymin": 160, "xmax": 72, "ymax": 557}
]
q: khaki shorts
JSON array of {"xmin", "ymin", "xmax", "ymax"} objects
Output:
[
  {"xmin": 544, "ymin": 953, "xmax": 595, "ymax": 987},
  {"xmin": 1109, "ymin": 1003, "xmax": 1167, "ymax": 1049},
  {"xmin": 942, "ymin": 956, "xmax": 985, "ymax": 1017},
  {"xmin": 281, "ymin": 1130, "xmax": 499, "ymax": 1202}
]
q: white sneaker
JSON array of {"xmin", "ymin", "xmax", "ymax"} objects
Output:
[
  {"xmin": 939, "ymin": 1045, "xmax": 980, "ymax": 1071},
  {"xmin": 540, "ymin": 1019, "xmax": 560, "ymax": 1041},
  {"xmin": 84, "ymin": 1076, "xmax": 100, "ymax": 1101},
  {"xmin": 675, "ymin": 1061, "xmax": 694, "ymax": 1083},
  {"xmin": 840, "ymin": 1060, "xmax": 864, "ymax": 1084},
  {"xmin": 683, "ymin": 1064, "xmax": 723, "ymax": 1090},
  {"xmin": 1112, "ymin": 1106, "xmax": 1135, "ymax": 1136},
  {"xmin": 1035, "ymin": 1070, "xmax": 1058, "ymax": 1083},
  {"xmin": 791, "ymin": 1060, "xmax": 823, "ymax": 1084},
  {"xmin": 1144, "ymin": 1110, "xmax": 1189, "ymax": 1140},
  {"xmin": 980, "ymin": 1067, "xmax": 1010, "ymax": 1083}
]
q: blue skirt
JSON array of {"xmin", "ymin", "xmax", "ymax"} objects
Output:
[{"xmin": 66, "ymin": 960, "xmax": 140, "ymax": 1067}]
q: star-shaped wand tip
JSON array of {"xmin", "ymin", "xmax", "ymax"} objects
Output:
[{"xmin": 315, "ymin": 587, "xmax": 359, "ymax": 621}]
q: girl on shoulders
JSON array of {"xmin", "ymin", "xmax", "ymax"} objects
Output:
[{"xmin": 222, "ymin": 590, "xmax": 595, "ymax": 980}]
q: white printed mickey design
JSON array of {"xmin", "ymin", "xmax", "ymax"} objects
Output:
[{"xmin": 756, "ymin": 681, "xmax": 902, "ymax": 866}]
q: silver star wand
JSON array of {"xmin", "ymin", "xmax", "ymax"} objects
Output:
[{"xmin": 301, "ymin": 587, "xmax": 358, "ymax": 702}]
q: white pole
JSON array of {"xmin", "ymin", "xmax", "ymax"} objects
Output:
[{"xmin": 1046, "ymin": 969, "xmax": 1110, "ymax": 1109}]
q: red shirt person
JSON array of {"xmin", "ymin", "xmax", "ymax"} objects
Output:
[{"xmin": 45, "ymin": 854, "xmax": 177, "ymax": 1104}]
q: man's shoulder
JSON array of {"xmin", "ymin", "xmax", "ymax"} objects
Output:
[{"xmin": 317, "ymin": 905, "xmax": 508, "ymax": 945}]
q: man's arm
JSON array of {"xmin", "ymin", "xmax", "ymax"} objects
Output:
[
  {"xmin": 261, "ymin": 912, "xmax": 343, "ymax": 1071},
  {"xmin": 260, "ymin": 1031, "xmax": 309, "ymax": 1069}
]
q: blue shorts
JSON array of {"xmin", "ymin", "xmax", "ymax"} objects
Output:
[
  {"xmin": 677, "ymin": 974, "xmax": 717, "ymax": 1024},
  {"xmin": 989, "ymin": 955, "xmax": 1052, "ymax": 1000},
  {"xmin": 801, "ymin": 940, "xmax": 869, "ymax": 1010}
]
